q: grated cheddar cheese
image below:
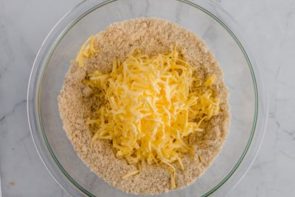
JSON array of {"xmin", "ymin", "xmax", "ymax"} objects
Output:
[
  {"xmin": 76, "ymin": 35, "xmax": 98, "ymax": 67},
  {"xmin": 83, "ymin": 48, "xmax": 220, "ymax": 189}
]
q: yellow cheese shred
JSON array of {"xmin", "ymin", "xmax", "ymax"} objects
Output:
[
  {"xmin": 76, "ymin": 35, "xmax": 98, "ymax": 67},
  {"xmin": 83, "ymin": 48, "xmax": 220, "ymax": 189},
  {"xmin": 122, "ymin": 170, "xmax": 140, "ymax": 180}
]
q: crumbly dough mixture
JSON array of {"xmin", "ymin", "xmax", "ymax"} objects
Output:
[{"xmin": 58, "ymin": 18, "xmax": 229, "ymax": 195}]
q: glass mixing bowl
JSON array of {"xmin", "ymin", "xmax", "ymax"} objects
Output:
[{"xmin": 27, "ymin": 0, "xmax": 268, "ymax": 196}]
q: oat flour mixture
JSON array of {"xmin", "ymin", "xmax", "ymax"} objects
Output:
[{"xmin": 58, "ymin": 18, "xmax": 229, "ymax": 195}]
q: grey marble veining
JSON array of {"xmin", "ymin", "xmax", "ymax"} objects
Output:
[{"xmin": 0, "ymin": 0, "xmax": 295, "ymax": 196}]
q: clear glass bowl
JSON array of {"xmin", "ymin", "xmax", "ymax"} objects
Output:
[{"xmin": 27, "ymin": 0, "xmax": 268, "ymax": 196}]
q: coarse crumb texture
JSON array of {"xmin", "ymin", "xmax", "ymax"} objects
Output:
[{"xmin": 58, "ymin": 18, "xmax": 229, "ymax": 195}]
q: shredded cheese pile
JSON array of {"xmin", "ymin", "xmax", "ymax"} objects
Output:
[{"xmin": 83, "ymin": 48, "xmax": 219, "ymax": 189}]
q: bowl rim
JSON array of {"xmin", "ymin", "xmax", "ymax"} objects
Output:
[{"xmin": 27, "ymin": 0, "xmax": 268, "ymax": 196}]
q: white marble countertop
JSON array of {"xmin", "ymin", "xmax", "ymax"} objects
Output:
[{"xmin": 0, "ymin": 0, "xmax": 294, "ymax": 196}]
